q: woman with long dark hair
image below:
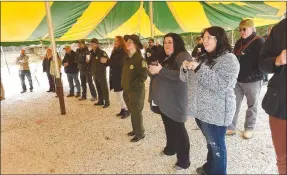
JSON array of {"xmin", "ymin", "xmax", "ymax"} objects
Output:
[
  {"xmin": 148, "ymin": 33, "xmax": 192, "ymax": 171},
  {"xmin": 101, "ymin": 36, "xmax": 130, "ymax": 118},
  {"xmin": 180, "ymin": 26, "xmax": 240, "ymax": 175}
]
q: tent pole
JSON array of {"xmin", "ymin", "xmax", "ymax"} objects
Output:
[
  {"xmin": 1, "ymin": 46, "xmax": 11, "ymax": 75},
  {"xmin": 149, "ymin": 1, "xmax": 154, "ymax": 38},
  {"xmin": 44, "ymin": 2, "xmax": 66, "ymax": 115}
]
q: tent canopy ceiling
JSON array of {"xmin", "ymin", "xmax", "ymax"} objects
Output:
[{"xmin": 1, "ymin": 1, "xmax": 286, "ymax": 46}]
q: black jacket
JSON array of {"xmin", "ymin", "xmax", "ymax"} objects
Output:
[
  {"xmin": 259, "ymin": 18, "xmax": 286, "ymax": 119},
  {"xmin": 108, "ymin": 48, "xmax": 127, "ymax": 92},
  {"xmin": 145, "ymin": 45, "xmax": 158, "ymax": 64},
  {"xmin": 42, "ymin": 57, "xmax": 52, "ymax": 73},
  {"xmin": 234, "ymin": 33, "xmax": 265, "ymax": 83},
  {"xmin": 62, "ymin": 50, "xmax": 79, "ymax": 74},
  {"xmin": 90, "ymin": 47, "xmax": 109, "ymax": 79},
  {"xmin": 75, "ymin": 47, "xmax": 90, "ymax": 71}
]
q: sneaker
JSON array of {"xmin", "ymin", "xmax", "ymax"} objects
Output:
[
  {"xmin": 21, "ymin": 90, "xmax": 27, "ymax": 93},
  {"xmin": 196, "ymin": 167, "xmax": 207, "ymax": 175},
  {"xmin": 226, "ymin": 130, "xmax": 236, "ymax": 136},
  {"xmin": 90, "ymin": 97, "xmax": 97, "ymax": 102},
  {"xmin": 242, "ymin": 130, "xmax": 253, "ymax": 139},
  {"xmin": 67, "ymin": 93, "xmax": 74, "ymax": 97},
  {"xmin": 78, "ymin": 97, "xmax": 86, "ymax": 101},
  {"xmin": 75, "ymin": 93, "xmax": 81, "ymax": 98}
]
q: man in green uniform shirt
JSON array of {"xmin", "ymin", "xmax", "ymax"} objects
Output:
[
  {"xmin": 89, "ymin": 38, "xmax": 110, "ymax": 108},
  {"xmin": 122, "ymin": 34, "xmax": 147, "ymax": 142}
]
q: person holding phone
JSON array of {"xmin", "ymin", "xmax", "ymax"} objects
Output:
[
  {"xmin": 180, "ymin": 26, "xmax": 239, "ymax": 175},
  {"xmin": 100, "ymin": 36, "xmax": 130, "ymax": 118},
  {"xmin": 148, "ymin": 33, "xmax": 192, "ymax": 171}
]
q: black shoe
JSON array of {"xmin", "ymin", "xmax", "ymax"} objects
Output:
[
  {"xmin": 75, "ymin": 93, "xmax": 81, "ymax": 98},
  {"xmin": 121, "ymin": 110, "xmax": 130, "ymax": 119},
  {"xmin": 103, "ymin": 103, "xmax": 110, "ymax": 108},
  {"xmin": 131, "ymin": 135, "xmax": 145, "ymax": 142},
  {"xmin": 94, "ymin": 101, "xmax": 104, "ymax": 106},
  {"xmin": 67, "ymin": 93, "xmax": 74, "ymax": 97},
  {"xmin": 78, "ymin": 97, "xmax": 86, "ymax": 101},
  {"xmin": 127, "ymin": 131, "xmax": 135, "ymax": 136},
  {"xmin": 21, "ymin": 90, "xmax": 26, "ymax": 93},
  {"xmin": 30, "ymin": 89, "xmax": 33, "ymax": 92},
  {"xmin": 116, "ymin": 109, "xmax": 125, "ymax": 116},
  {"xmin": 196, "ymin": 167, "xmax": 207, "ymax": 175}
]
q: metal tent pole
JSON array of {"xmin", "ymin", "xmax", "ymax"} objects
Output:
[
  {"xmin": 44, "ymin": 2, "xmax": 66, "ymax": 115},
  {"xmin": 149, "ymin": 1, "xmax": 154, "ymax": 38}
]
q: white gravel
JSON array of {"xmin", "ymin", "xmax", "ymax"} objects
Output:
[{"xmin": 1, "ymin": 64, "xmax": 277, "ymax": 174}]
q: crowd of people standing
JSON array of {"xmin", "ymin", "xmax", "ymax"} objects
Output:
[{"xmin": 11, "ymin": 18, "xmax": 286, "ymax": 174}]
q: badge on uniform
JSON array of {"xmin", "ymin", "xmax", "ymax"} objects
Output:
[
  {"xmin": 130, "ymin": 65, "xmax": 134, "ymax": 69},
  {"xmin": 96, "ymin": 56, "xmax": 98, "ymax": 59},
  {"xmin": 104, "ymin": 52, "xmax": 107, "ymax": 57},
  {"xmin": 142, "ymin": 61, "xmax": 147, "ymax": 68}
]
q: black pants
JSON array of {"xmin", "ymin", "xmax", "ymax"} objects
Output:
[
  {"xmin": 46, "ymin": 72, "xmax": 55, "ymax": 91},
  {"xmin": 94, "ymin": 75, "xmax": 109, "ymax": 104},
  {"xmin": 19, "ymin": 70, "xmax": 33, "ymax": 91},
  {"xmin": 80, "ymin": 71, "xmax": 97, "ymax": 98},
  {"xmin": 161, "ymin": 112, "xmax": 190, "ymax": 169}
]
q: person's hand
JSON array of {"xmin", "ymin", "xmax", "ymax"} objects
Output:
[
  {"xmin": 189, "ymin": 61, "xmax": 200, "ymax": 71},
  {"xmin": 100, "ymin": 57, "xmax": 108, "ymax": 64},
  {"xmin": 275, "ymin": 49, "xmax": 286, "ymax": 66},
  {"xmin": 149, "ymin": 64, "xmax": 162, "ymax": 75},
  {"xmin": 197, "ymin": 48, "xmax": 201, "ymax": 53},
  {"xmin": 182, "ymin": 60, "xmax": 189, "ymax": 70},
  {"xmin": 63, "ymin": 63, "xmax": 68, "ymax": 67}
]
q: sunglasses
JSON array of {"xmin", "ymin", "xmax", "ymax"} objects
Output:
[{"xmin": 239, "ymin": 28, "xmax": 246, "ymax": 32}]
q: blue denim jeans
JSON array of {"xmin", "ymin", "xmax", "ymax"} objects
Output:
[
  {"xmin": 66, "ymin": 73, "xmax": 80, "ymax": 94},
  {"xmin": 19, "ymin": 70, "xmax": 33, "ymax": 91},
  {"xmin": 195, "ymin": 118, "xmax": 227, "ymax": 175}
]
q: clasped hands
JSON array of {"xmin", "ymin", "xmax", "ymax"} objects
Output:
[{"xmin": 182, "ymin": 60, "xmax": 199, "ymax": 71}]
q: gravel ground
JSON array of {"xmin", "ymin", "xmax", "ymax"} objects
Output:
[{"xmin": 1, "ymin": 66, "xmax": 277, "ymax": 174}]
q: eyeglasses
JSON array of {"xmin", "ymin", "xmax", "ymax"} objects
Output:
[
  {"xmin": 202, "ymin": 36, "xmax": 216, "ymax": 42},
  {"xmin": 239, "ymin": 28, "xmax": 246, "ymax": 32}
]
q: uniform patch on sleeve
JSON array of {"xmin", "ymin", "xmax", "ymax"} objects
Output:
[
  {"xmin": 142, "ymin": 61, "xmax": 147, "ymax": 68},
  {"xmin": 130, "ymin": 65, "xmax": 134, "ymax": 69}
]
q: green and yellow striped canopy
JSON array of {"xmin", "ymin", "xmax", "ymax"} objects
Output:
[{"xmin": 1, "ymin": 1, "xmax": 286, "ymax": 46}]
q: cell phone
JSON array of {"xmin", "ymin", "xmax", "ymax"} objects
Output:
[{"xmin": 150, "ymin": 60, "xmax": 159, "ymax": 66}]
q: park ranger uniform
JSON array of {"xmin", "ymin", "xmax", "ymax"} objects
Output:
[{"xmin": 121, "ymin": 51, "xmax": 148, "ymax": 140}]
